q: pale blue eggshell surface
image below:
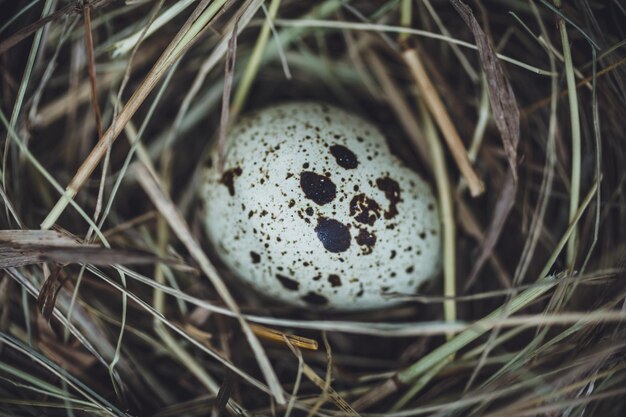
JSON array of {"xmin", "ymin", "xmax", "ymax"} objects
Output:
[{"xmin": 201, "ymin": 102, "xmax": 441, "ymax": 310}]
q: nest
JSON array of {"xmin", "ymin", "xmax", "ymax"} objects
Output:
[{"xmin": 1, "ymin": 1, "xmax": 625, "ymax": 416}]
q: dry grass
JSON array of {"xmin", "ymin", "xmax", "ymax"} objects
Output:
[{"xmin": 1, "ymin": 1, "xmax": 626, "ymax": 416}]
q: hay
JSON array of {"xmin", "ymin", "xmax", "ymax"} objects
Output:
[{"xmin": 1, "ymin": 0, "xmax": 625, "ymax": 415}]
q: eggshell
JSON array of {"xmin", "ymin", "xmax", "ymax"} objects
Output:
[{"xmin": 201, "ymin": 102, "xmax": 441, "ymax": 310}]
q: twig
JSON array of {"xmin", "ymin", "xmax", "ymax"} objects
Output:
[
  {"xmin": 402, "ymin": 47, "xmax": 485, "ymax": 196},
  {"xmin": 83, "ymin": 3, "xmax": 102, "ymax": 140},
  {"xmin": 416, "ymin": 99, "xmax": 457, "ymax": 336}
]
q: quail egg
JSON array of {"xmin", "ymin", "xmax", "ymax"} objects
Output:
[{"xmin": 201, "ymin": 102, "xmax": 441, "ymax": 310}]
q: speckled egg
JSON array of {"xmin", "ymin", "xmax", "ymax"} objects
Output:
[{"xmin": 201, "ymin": 102, "xmax": 441, "ymax": 310}]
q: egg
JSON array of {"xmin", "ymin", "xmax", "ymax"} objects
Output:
[{"xmin": 201, "ymin": 102, "xmax": 441, "ymax": 310}]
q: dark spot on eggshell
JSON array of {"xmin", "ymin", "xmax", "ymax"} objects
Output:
[
  {"xmin": 356, "ymin": 284, "xmax": 365, "ymax": 297},
  {"xmin": 250, "ymin": 251, "xmax": 261, "ymax": 264},
  {"xmin": 328, "ymin": 274, "xmax": 342, "ymax": 287},
  {"xmin": 275, "ymin": 274, "xmax": 299, "ymax": 291},
  {"xmin": 300, "ymin": 171, "xmax": 336, "ymax": 205},
  {"xmin": 390, "ymin": 250, "xmax": 397, "ymax": 260},
  {"xmin": 355, "ymin": 228, "xmax": 377, "ymax": 255},
  {"xmin": 301, "ymin": 292, "xmax": 328, "ymax": 306},
  {"xmin": 376, "ymin": 176, "xmax": 401, "ymax": 219},
  {"xmin": 329, "ymin": 144, "xmax": 358, "ymax": 169},
  {"xmin": 219, "ymin": 167, "xmax": 242, "ymax": 196},
  {"xmin": 314, "ymin": 217, "xmax": 351, "ymax": 253},
  {"xmin": 349, "ymin": 193, "xmax": 381, "ymax": 226},
  {"xmin": 305, "ymin": 207, "xmax": 314, "ymax": 216}
]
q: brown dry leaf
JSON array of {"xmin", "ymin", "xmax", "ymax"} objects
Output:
[
  {"xmin": 450, "ymin": 0, "xmax": 521, "ymax": 287},
  {"xmin": 0, "ymin": 230, "xmax": 186, "ymax": 268},
  {"xmin": 0, "ymin": 229, "xmax": 84, "ymax": 246},
  {"xmin": 37, "ymin": 266, "xmax": 67, "ymax": 321},
  {"xmin": 466, "ymin": 171, "xmax": 517, "ymax": 290},
  {"xmin": 450, "ymin": 0, "xmax": 520, "ymax": 176},
  {"xmin": 211, "ymin": 370, "xmax": 235, "ymax": 417}
]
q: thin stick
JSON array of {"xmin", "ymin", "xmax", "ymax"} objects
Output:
[
  {"xmin": 403, "ymin": 47, "xmax": 485, "ymax": 197},
  {"xmin": 83, "ymin": 3, "xmax": 102, "ymax": 140},
  {"xmin": 250, "ymin": 324, "xmax": 318, "ymax": 351},
  {"xmin": 417, "ymin": 100, "xmax": 457, "ymax": 336}
]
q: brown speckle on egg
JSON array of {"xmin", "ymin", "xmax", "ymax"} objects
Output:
[
  {"xmin": 301, "ymin": 292, "xmax": 328, "ymax": 306},
  {"xmin": 376, "ymin": 176, "xmax": 401, "ymax": 219},
  {"xmin": 329, "ymin": 144, "xmax": 358, "ymax": 169},
  {"xmin": 300, "ymin": 171, "xmax": 336, "ymax": 205},
  {"xmin": 328, "ymin": 274, "xmax": 342, "ymax": 287},
  {"xmin": 349, "ymin": 193, "xmax": 381, "ymax": 226},
  {"xmin": 275, "ymin": 274, "xmax": 299, "ymax": 291},
  {"xmin": 355, "ymin": 228, "xmax": 377, "ymax": 255},
  {"xmin": 219, "ymin": 167, "xmax": 242, "ymax": 196}
]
